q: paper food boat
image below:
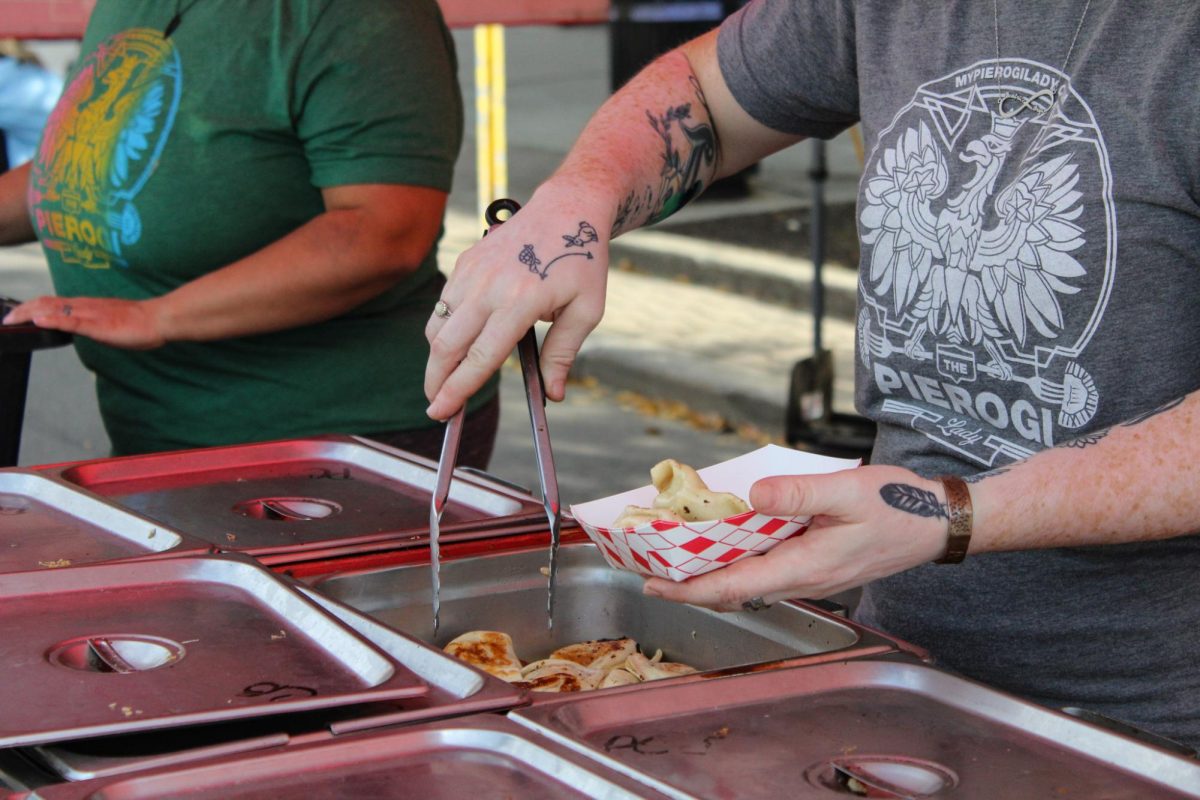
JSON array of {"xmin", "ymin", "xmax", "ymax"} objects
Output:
[{"xmin": 570, "ymin": 445, "xmax": 860, "ymax": 581}]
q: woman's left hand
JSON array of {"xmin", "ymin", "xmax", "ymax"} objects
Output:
[
  {"xmin": 642, "ymin": 465, "xmax": 954, "ymax": 611},
  {"xmin": 2, "ymin": 295, "xmax": 167, "ymax": 349}
]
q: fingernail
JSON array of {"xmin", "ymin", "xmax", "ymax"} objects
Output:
[
  {"xmin": 642, "ymin": 581, "xmax": 662, "ymax": 597},
  {"xmin": 754, "ymin": 483, "xmax": 778, "ymax": 509}
]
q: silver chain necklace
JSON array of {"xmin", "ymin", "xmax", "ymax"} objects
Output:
[{"xmin": 993, "ymin": 0, "xmax": 1094, "ymax": 119}]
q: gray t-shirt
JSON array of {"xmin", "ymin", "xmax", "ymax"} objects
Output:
[{"xmin": 719, "ymin": 0, "xmax": 1200, "ymax": 747}]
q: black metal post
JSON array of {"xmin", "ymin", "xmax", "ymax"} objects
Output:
[
  {"xmin": 810, "ymin": 138, "xmax": 828, "ymax": 354},
  {"xmin": 0, "ymin": 351, "xmax": 32, "ymax": 467}
]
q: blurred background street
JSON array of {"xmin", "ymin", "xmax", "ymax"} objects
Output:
[{"xmin": 2, "ymin": 19, "xmax": 866, "ymax": 508}]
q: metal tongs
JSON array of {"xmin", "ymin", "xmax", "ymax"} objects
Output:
[{"xmin": 429, "ymin": 198, "xmax": 563, "ymax": 637}]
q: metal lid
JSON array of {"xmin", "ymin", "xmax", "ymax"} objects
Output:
[
  {"xmin": 0, "ymin": 470, "xmax": 210, "ymax": 575},
  {"xmin": 26, "ymin": 715, "xmax": 668, "ymax": 799},
  {"xmin": 512, "ymin": 658, "xmax": 1200, "ymax": 799},
  {"xmin": 41, "ymin": 436, "xmax": 545, "ymax": 556},
  {"xmin": 27, "ymin": 584, "xmax": 529, "ymax": 782},
  {"xmin": 0, "ymin": 554, "xmax": 430, "ymax": 748}
]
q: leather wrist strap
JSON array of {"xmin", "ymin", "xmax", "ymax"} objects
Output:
[{"xmin": 934, "ymin": 475, "xmax": 973, "ymax": 564}]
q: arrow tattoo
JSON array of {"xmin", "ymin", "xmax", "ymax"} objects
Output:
[{"xmin": 519, "ymin": 221, "xmax": 598, "ymax": 280}]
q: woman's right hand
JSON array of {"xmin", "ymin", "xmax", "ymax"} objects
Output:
[{"xmin": 424, "ymin": 180, "xmax": 612, "ymax": 420}]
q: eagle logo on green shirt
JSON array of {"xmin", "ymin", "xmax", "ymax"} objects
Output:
[{"xmin": 29, "ymin": 28, "xmax": 181, "ymax": 270}]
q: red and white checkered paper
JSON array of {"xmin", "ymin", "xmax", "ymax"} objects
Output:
[{"xmin": 570, "ymin": 445, "xmax": 860, "ymax": 581}]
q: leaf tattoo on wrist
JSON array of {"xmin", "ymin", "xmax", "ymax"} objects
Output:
[{"xmin": 880, "ymin": 483, "xmax": 948, "ymax": 519}]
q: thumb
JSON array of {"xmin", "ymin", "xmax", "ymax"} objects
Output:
[
  {"xmin": 749, "ymin": 475, "xmax": 815, "ymax": 517},
  {"xmin": 749, "ymin": 470, "xmax": 859, "ymax": 519}
]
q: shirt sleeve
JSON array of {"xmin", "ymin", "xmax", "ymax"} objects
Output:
[
  {"xmin": 291, "ymin": 0, "xmax": 463, "ymax": 190},
  {"xmin": 717, "ymin": 0, "xmax": 860, "ymax": 139}
]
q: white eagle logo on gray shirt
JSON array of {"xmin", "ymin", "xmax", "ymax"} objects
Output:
[{"xmin": 858, "ymin": 61, "xmax": 1115, "ymax": 464}]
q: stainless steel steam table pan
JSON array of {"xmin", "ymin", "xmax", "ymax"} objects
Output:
[
  {"xmin": 23, "ymin": 585, "xmax": 528, "ymax": 782},
  {"xmin": 513, "ymin": 658, "xmax": 1200, "ymax": 799},
  {"xmin": 23, "ymin": 714, "xmax": 670, "ymax": 800},
  {"xmin": 0, "ymin": 553, "xmax": 431, "ymax": 748},
  {"xmin": 0, "ymin": 469, "xmax": 211, "ymax": 574},
  {"xmin": 310, "ymin": 539, "xmax": 921, "ymax": 676},
  {"xmin": 38, "ymin": 436, "xmax": 546, "ymax": 557}
]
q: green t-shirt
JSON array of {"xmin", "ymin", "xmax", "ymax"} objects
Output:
[{"xmin": 27, "ymin": 0, "xmax": 494, "ymax": 455}]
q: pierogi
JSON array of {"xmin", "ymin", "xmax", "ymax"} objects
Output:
[
  {"xmin": 613, "ymin": 458, "xmax": 750, "ymax": 528},
  {"xmin": 445, "ymin": 632, "xmax": 696, "ymax": 693}
]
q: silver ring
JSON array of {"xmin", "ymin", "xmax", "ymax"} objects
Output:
[
  {"xmin": 433, "ymin": 300, "xmax": 452, "ymax": 319},
  {"xmin": 741, "ymin": 596, "xmax": 770, "ymax": 612},
  {"xmin": 61, "ymin": 303, "xmax": 72, "ymax": 317}
]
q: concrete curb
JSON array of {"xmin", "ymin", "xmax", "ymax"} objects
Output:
[{"xmin": 609, "ymin": 228, "xmax": 859, "ymax": 322}]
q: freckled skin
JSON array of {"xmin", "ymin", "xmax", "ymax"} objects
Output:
[{"xmin": 974, "ymin": 395, "xmax": 1200, "ymax": 552}]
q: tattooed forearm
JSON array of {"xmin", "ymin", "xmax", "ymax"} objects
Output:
[
  {"xmin": 519, "ymin": 221, "xmax": 598, "ymax": 280},
  {"xmin": 613, "ymin": 187, "xmax": 651, "ymax": 235},
  {"xmin": 880, "ymin": 483, "xmax": 947, "ymax": 519},
  {"xmin": 612, "ymin": 76, "xmax": 718, "ymax": 236},
  {"xmin": 1051, "ymin": 396, "xmax": 1184, "ymax": 450}
]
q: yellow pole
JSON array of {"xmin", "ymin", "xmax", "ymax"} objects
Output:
[
  {"xmin": 488, "ymin": 24, "xmax": 508, "ymax": 206},
  {"xmin": 474, "ymin": 24, "xmax": 492, "ymax": 223},
  {"xmin": 474, "ymin": 24, "xmax": 508, "ymax": 222}
]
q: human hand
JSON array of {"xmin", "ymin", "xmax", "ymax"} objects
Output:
[
  {"xmin": 424, "ymin": 183, "xmax": 611, "ymax": 420},
  {"xmin": 642, "ymin": 465, "xmax": 953, "ymax": 611},
  {"xmin": 2, "ymin": 295, "xmax": 167, "ymax": 349}
]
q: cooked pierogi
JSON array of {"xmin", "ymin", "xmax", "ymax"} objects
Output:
[
  {"xmin": 519, "ymin": 659, "xmax": 606, "ymax": 692},
  {"xmin": 612, "ymin": 459, "xmax": 750, "ymax": 528},
  {"xmin": 651, "ymin": 459, "xmax": 750, "ymax": 522},
  {"xmin": 445, "ymin": 631, "xmax": 696, "ymax": 693},
  {"xmin": 612, "ymin": 505, "xmax": 685, "ymax": 529},
  {"xmin": 443, "ymin": 630, "xmax": 522, "ymax": 683}
]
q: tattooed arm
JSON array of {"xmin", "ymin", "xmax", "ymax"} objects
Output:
[
  {"xmin": 967, "ymin": 393, "xmax": 1198, "ymax": 551},
  {"xmin": 645, "ymin": 392, "xmax": 1200, "ymax": 611},
  {"xmin": 424, "ymin": 29, "xmax": 802, "ymax": 419},
  {"xmin": 600, "ymin": 31, "xmax": 802, "ymax": 234}
]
